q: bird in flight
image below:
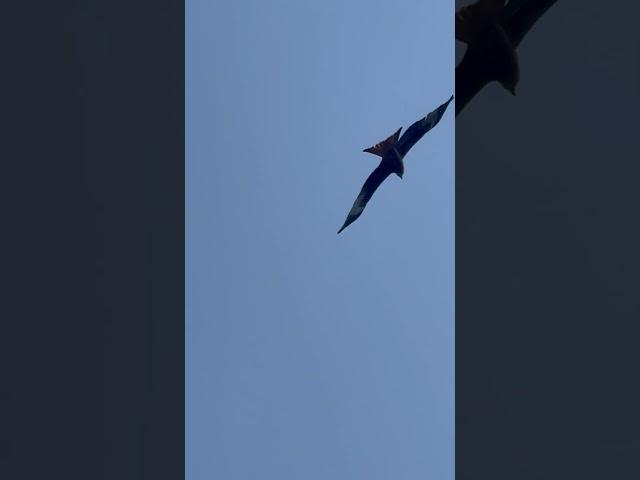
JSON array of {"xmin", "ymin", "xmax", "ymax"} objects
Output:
[
  {"xmin": 337, "ymin": 95, "xmax": 454, "ymax": 234},
  {"xmin": 455, "ymin": 0, "xmax": 558, "ymax": 113}
]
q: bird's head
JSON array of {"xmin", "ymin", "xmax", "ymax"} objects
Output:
[
  {"xmin": 474, "ymin": 22, "xmax": 520, "ymax": 97},
  {"xmin": 497, "ymin": 37, "xmax": 519, "ymax": 96},
  {"xmin": 500, "ymin": 78, "xmax": 518, "ymax": 96}
]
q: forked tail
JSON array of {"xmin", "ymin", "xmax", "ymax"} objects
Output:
[{"xmin": 363, "ymin": 127, "xmax": 402, "ymax": 157}]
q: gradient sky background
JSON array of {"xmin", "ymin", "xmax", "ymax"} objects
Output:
[{"xmin": 187, "ymin": 1, "xmax": 454, "ymax": 478}]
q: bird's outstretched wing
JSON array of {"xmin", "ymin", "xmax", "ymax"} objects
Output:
[
  {"xmin": 502, "ymin": 0, "xmax": 557, "ymax": 48},
  {"xmin": 456, "ymin": 0, "xmax": 557, "ymax": 47},
  {"xmin": 338, "ymin": 163, "xmax": 393, "ymax": 234},
  {"xmin": 456, "ymin": 0, "xmax": 506, "ymax": 43},
  {"xmin": 396, "ymin": 95, "xmax": 454, "ymax": 158}
]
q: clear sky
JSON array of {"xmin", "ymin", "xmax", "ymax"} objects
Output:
[{"xmin": 186, "ymin": 1, "xmax": 454, "ymax": 478}]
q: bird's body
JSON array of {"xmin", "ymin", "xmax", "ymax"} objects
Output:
[
  {"xmin": 337, "ymin": 95, "xmax": 454, "ymax": 234},
  {"xmin": 456, "ymin": 0, "xmax": 520, "ymax": 97},
  {"xmin": 380, "ymin": 147, "xmax": 405, "ymax": 179},
  {"xmin": 455, "ymin": 0, "xmax": 558, "ymax": 114}
]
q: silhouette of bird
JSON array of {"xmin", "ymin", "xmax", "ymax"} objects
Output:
[
  {"xmin": 455, "ymin": 0, "xmax": 558, "ymax": 114},
  {"xmin": 456, "ymin": 0, "xmax": 519, "ymax": 96},
  {"xmin": 337, "ymin": 95, "xmax": 454, "ymax": 234}
]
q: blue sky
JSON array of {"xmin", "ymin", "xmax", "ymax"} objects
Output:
[{"xmin": 186, "ymin": 1, "xmax": 454, "ymax": 478}]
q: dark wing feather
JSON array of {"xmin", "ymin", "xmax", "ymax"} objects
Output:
[
  {"xmin": 502, "ymin": 0, "xmax": 558, "ymax": 48},
  {"xmin": 456, "ymin": 0, "xmax": 506, "ymax": 42},
  {"xmin": 396, "ymin": 95, "xmax": 454, "ymax": 157},
  {"xmin": 338, "ymin": 162, "xmax": 393, "ymax": 234}
]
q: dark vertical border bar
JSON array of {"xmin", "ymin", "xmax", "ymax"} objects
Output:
[
  {"xmin": 456, "ymin": 1, "xmax": 640, "ymax": 478},
  {"xmin": 4, "ymin": 1, "xmax": 184, "ymax": 479}
]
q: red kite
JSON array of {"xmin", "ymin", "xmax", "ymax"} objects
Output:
[{"xmin": 338, "ymin": 95, "xmax": 454, "ymax": 234}]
